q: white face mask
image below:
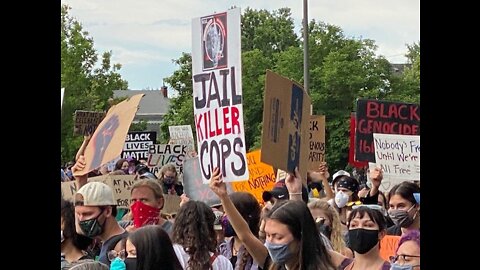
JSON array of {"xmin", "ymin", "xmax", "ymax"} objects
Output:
[{"xmin": 335, "ymin": 191, "xmax": 349, "ymax": 208}]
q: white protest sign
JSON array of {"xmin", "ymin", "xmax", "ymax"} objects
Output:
[
  {"xmin": 192, "ymin": 8, "xmax": 248, "ymax": 183},
  {"xmin": 368, "ymin": 162, "xmax": 406, "ymax": 193},
  {"xmin": 372, "ymin": 133, "xmax": 420, "ymax": 181},
  {"xmin": 169, "ymin": 125, "xmax": 195, "ymax": 153}
]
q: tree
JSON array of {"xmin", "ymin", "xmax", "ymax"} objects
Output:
[{"xmin": 61, "ymin": 4, "xmax": 128, "ymax": 164}]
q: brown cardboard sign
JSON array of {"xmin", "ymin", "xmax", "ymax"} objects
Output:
[
  {"xmin": 74, "ymin": 94, "xmax": 144, "ymax": 176},
  {"xmin": 73, "ymin": 110, "xmax": 106, "ymax": 136},
  {"xmin": 308, "ymin": 115, "xmax": 326, "ymax": 170},
  {"xmin": 261, "ymin": 70, "xmax": 311, "ymax": 183}
]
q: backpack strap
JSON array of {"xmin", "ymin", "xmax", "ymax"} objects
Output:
[{"xmin": 209, "ymin": 252, "xmax": 218, "ymax": 265}]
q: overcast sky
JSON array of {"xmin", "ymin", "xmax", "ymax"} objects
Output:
[{"xmin": 61, "ymin": 0, "xmax": 420, "ymax": 92}]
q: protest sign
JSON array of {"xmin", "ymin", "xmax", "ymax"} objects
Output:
[
  {"xmin": 261, "ymin": 70, "xmax": 311, "ymax": 184},
  {"xmin": 355, "ymin": 99, "xmax": 420, "ymax": 162},
  {"xmin": 73, "ymin": 110, "xmax": 106, "ymax": 136},
  {"xmin": 379, "ymin": 235, "xmax": 401, "ymax": 261},
  {"xmin": 372, "ymin": 133, "xmax": 420, "ymax": 181},
  {"xmin": 349, "ymin": 113, "xmax": 368, "ymax": 168},
  {"xmin": 162, "ymin": 194, "xmax": 181, "ymax": 215},
  {"xmin": 74, "ymin": 94, "xmax": 144, "ymax": 176},
  {"xmin": 182, "ymin": 157, "xmax": 233, "ymax": 206},
  {"xmin": 231, "ymin": 150, "xmax": 276, "ymax": 203},
  {"xmin": 147, "ymin": 144, "xmax": 189, "ymax": 175},
  {"xmin": 121, "ymin": 131, "xmax": 157, "ymax": 160},
  {"xmin": 308, "ymin": 115, "xmax": 325, "ymax": 170},
  {"xmin": 192, "ymin": 8, "xmax": 249, "ymax": 183},
  {"xmin": 368, "ymin": 162, "xmax": 407, "ymax": 193}
]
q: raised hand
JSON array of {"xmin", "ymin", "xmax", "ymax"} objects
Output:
[{"xmin": 208, "ymin": 167, "xmax": 228, "ymax": 199}]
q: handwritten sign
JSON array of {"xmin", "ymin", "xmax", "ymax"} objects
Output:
[
  {"xmin": 372, "ymin": 133, "xmax": 420, "ymax": 180},
  {"xmin": 147, "ymin": 144, "xmax": 189, "ymax": 175},
  {"xmin": 231, "ymin": 150, "xmax": 276, "ymax": 203},
  {"xmin": 355, "ymin": 99, "xmax": 420, "ymax": 162},
  {"xmin": 379, "ymin": 235, "xmax": 401, "ymax": 261},
  {"xmin": 73, "ymin": 110, "xmax": 106, "ymax": 136},
  {"xmin": 61, "ymin": 175, "xmax": 137, "ymax": 208},
  {"xmin": 368, "ymin": 162, "xmax": 406, "ymax": 193},
  {"xmin": 192, "ymin": 8, "xmax": 249, "ymax": 183},
  {"xmin": 182, "ymin": 157, "xmax": 233, "ymax": 206},
  {"xmin": 169, "ymin": 125, "xmax": 195, "ymax": 154},
  {"xmin": 308, "ymin": 115, "xmax": 326, "ymax": 170}
]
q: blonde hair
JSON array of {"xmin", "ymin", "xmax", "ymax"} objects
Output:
[
  {"xmin": 308, "ymin": 199, "xmax": 347, "ymax": 254},
  {"xmin": 158, "ymin": 163, "xmax": 179, "ymax": 184}
]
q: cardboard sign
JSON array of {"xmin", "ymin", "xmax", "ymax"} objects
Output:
[
  {"xmin": 372, "ymin": 133, "xmax": 420, "ymax": 181},
  {"xmin": 308, "ymin": 115, "xmax": 326, "ymax": 170},
  {"xmin": 121, "ymin": 131, "xmax": 157, "ymax": 160},
  {"xmin": 182, "ymin": 157, "xmax": 233, "ymax": 206},
  {"xmin": 379, "ymin": 235, "xmax": 401, "ymax": 261},
  {"xmin": 355, "ymin": 99, "xmax": 420, "ymax": 162},
  {"xmin": 169, "ymin": 125, "xmax": 195, "ymax": 154},
  {"xmin": 192, "ymin": 8, "xmax": 249, "ymax": 183},
  {"xmin": 162, "ymin": 194, "xmax": 181, "ymax": 215},
  {"xmin": 73, "ymin": 110, "xmax": 106, "ymax": 136},
  {"xmin": 146, "ymin": 144, "xmax": 189, "ymax": 175},
  {"xmin": 349, "ymin": 113, "xmax": 369, "ymax": 168},
  {"xmin": 231, "ymin": 150, "xmax": 276, "ymax": 203},
  {"xmin": 74, "ymin": 94, "xmax": 144, "ymax": 176},
  {"xmin": 261, "ymin": 70, "xmax": 311, "ymax": 183},
  {"xmin": 61, "ymin": 175, "xmax": 137, "ymax": 208}
]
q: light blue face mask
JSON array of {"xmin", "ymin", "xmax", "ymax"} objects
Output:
[
  {"xmin": 264, "ymin": 240, "xmax": 293, "ymax": 264},
  {"xmin": 110, "ymin": 257, "xmax": 126, "ymax": 270},
  {"xmin": 390, "ymin": 263, "xmax": 419, "ymax": 270}
]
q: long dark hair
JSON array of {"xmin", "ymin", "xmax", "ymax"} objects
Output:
[
  {"xmin": 129, "ymin": 225, "xmax": 183, "ymax": 270},
  {"xmin": 230, "ymin": 192, "xmax": 261, "ymax": 269},
  {"xmin": 61, "ymin": 198, "xmax": 93, "ymax": 250},
  {"xmin": 172, "ymin": 200, "xmax": 217, "ymax": 270},
  {"xmin": 265, "ymin": 200, "xmax": 336, "ymax": 270},
  {"xmin": 388, "ymin": 181, "xmax": 420, "ymax": 206}
]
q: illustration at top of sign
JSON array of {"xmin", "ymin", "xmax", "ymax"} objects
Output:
[{"xmin": 202, "ymin": 13, "xmax": 227, "ymax": 70}]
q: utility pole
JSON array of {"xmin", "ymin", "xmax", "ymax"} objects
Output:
[{"xmin": 303, "ymin": 0, "xmax": 309, "ymax": 95}]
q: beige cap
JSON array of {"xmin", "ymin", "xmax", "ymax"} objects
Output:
[{"xmin": 75, "ymin": 182, "xmax": 115, "ymax": 206}]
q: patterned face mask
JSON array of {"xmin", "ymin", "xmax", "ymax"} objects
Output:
[
  {"xmin": 78, "ymin": 208, "xmax": 105, "ymax": 238},
  {"xmin": 130, "ymin": 201, "xmax": 160, "ymax": 228}
]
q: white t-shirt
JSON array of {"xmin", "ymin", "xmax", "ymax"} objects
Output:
[{"xmin": 173, "ymin": 243, "xmax": 233, "ymax": 270}]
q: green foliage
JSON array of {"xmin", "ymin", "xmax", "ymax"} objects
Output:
[
  {"xmin": 129, "ymin": 120, "xmax": 148, "ymax": 132},
  {"xmin": 61, "ymin": 4, "xmax": 128, "ymax": 163},
  {"xmin": 160, "ymin": 8, "xmax": 420, "ymax": 172}
]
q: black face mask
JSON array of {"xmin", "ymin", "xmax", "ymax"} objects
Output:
[
  {"xmin": 348, "ymin": 228, "xmax": 379, "ymax": 254},
  {"xmin": 124, "ymin": 258, "xmax": 137, "ymax": 270},
  {"xmin": 79, "ymin": 208, "xmax": 105, "ymax": 238}
]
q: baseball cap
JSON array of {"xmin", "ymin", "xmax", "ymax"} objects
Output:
[
  {"xmin": 75, "ymin": 182, "xmax": 115, "ymax": 206},
  {"xmin": 262, "ymin": 180, "xmax": 309, "ymax": 203},
  {"xmin": 212, "ymin": 208, "xmax": 224, "ymax": 230}
]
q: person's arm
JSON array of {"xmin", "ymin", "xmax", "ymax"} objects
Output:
[
  {"xmin": 209, "ymin": 167, "xmax": 269, "ymax": 267},
  {"xmin": 285, "ymin": 167, "xmax": 303, "ymax": 201},
  {"xmin": 361, "ymin": 167, "xmax": 383, "ymax": 204},
  {"xmin": 72, "ymin": 155, "xmax": 88, "ymax": 189},
  {"xmin": 75, "ymin": 134, "xmax": 91, "ymax": 162}
]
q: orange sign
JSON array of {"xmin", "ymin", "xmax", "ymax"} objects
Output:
[
  {"xmin": 379, "ymin": 235, "xmax": 401, "ymax": 261},
  {"xmin": 232, "ymin": 150, "xmax": 276, "ymax": 204}
]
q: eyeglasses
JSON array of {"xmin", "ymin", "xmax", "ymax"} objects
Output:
[
  {"xmin": 107, "ymin": 250, "xmax": 126, "ymax": 261},
  {"xmin": 389, "ymin": 254, "xmax": 421, "ymax": 265}
]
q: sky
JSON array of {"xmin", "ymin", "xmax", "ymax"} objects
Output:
[{"xmin": 61, "ymin": 0, "xmax": 420, "ymax": 93}]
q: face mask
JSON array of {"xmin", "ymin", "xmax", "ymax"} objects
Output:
[
  {"xmin": 335, "ymin": 191, "xmax": 349, "ymax": 208},
  {"xmin": 164, "ymin": 176, "xmax": 175, "ymax": 185},
  {"xmin": 123, "ymin": 168, "xmax": 130, "ymax": 174},
  {"xmin": 264, "ymin": 240, "xmax": 293, "ymax": 264},
  {"xmin": 221, "ymin": 215, "xmax": 237, "ymax": 237},
  {"xmin": 61, "ymin": 230, "xmax": 64, "ymax": 243},
  {"xmin": 388, "ymin": 204, "xmax": 417, "ymax": 228},
  {"xmin": 131, "ymin": 201, "xmax": 160, "ymax": 228},
  {"xmin": 390, "ymin": 263, "xmax": 416, "ymax": 270},
  {"xmin": 348, "ymin": 228, "xmax": 379, "ymax": 254},
  {"xmin": 79, "ymin": 208, "xmax": 105, "ymax": 238},
  {"xmin": 124, "ymin": 258, "xmax": 137, "ymax": 270},
  {"xmin": 110, "ymin": 257, "xmax": 126, "ymax": 270}
]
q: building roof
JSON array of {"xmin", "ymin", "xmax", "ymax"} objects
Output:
[
  {"xmin": 391, "ymin": 63, "xmax": 412, "ymax": 75},
  {"xmin": 113, "ymin": 90, "xmax": 170, "ymax": 115}
]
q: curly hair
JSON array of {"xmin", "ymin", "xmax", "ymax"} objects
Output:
[
  {"xmin": 172, "ymin": 200, "xmax": 217, "ymax": 270},
  {"xmin": 307, "ymin": 199, "xmax": 347, "ymax": 254}
]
